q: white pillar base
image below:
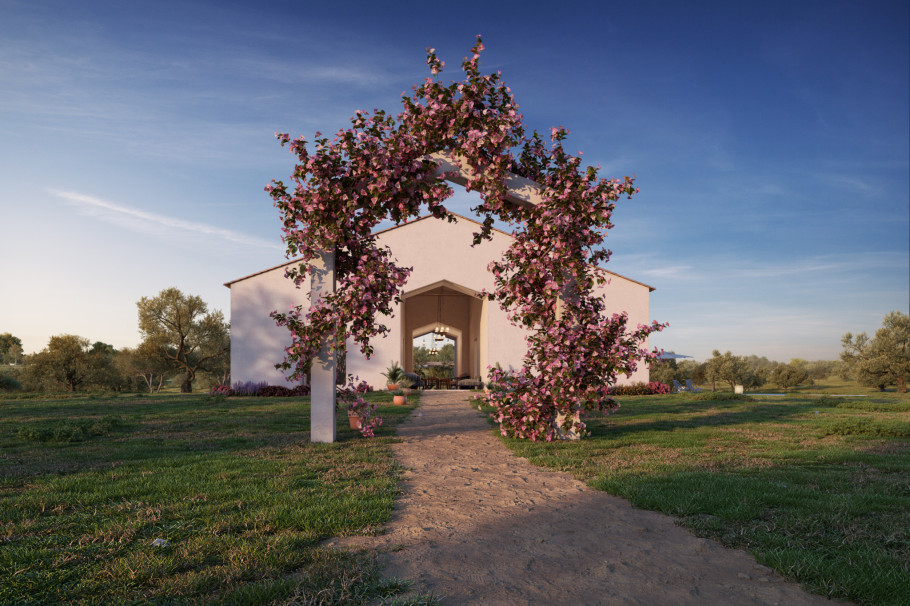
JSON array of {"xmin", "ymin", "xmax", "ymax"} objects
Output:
[{"xmin": 310, "ymin": 250, "xmax": 337, "ymax": 443}]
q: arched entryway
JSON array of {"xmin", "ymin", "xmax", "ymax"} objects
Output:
[{"xmin": 401, "ymin": 280, "xmax": 485, "ymax": 380}]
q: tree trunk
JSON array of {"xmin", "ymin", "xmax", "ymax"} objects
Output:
[
  {"xmin": 897, "ymin": 376, "xmax": 907, "ymax": 393},
  {"xmin": 181, "ymin": 370, "xmax": 195, "ymax": 393}
]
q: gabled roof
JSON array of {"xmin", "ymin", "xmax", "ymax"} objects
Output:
[{"xmin": 224, "ymin": 212, "xmax": 655, "ymax": 291}]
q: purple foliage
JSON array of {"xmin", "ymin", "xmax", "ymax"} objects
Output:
[{"xmin": 232, "ymin": 380, "xmax": 268, "ymax": 396}]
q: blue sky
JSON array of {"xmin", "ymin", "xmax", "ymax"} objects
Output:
[{"xmin": 1, "ymin": 0, "xmax": 907, "ymax": 362}]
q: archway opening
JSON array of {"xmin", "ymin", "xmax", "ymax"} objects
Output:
[
  {"xmin": 401, "ymin": 280, "xmax": 485, "ymax": 382},
  {"xmin": 412, "ymin": 332, "xmax": 456, "ymax": 384}
]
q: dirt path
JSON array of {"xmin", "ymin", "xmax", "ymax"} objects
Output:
[{"xmin": 325, "ymin": 391, "xmax": 843, "ymax": 605}]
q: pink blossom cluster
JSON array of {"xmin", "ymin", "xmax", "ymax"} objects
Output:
[
  {"xmin": 337, "ymin": 375, "xmax": 382, "ymax": 437},
  {"xmin": 267, "ymin": 37, "xmax": 664, "ymax": 440}
]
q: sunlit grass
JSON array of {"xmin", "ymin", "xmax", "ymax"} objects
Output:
[
  {"xmin": 497, "ymin": 390, "xmax": 910, "ymax": 606},
  {"xmin": 0, "ymin": 392, "xmax": 425, "ymax": 604}
]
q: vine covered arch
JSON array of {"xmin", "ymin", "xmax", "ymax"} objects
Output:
[{"xmin": 267, "ymin": 38, "xmax": 664, "ymax": 442}]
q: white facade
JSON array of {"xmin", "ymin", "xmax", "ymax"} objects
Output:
[{"xmin": 225, "ymin": 214, "xmax": 654, "ymax": 389}]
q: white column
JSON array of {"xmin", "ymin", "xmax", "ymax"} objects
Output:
[{"xmin": 310, "ymin": 250, "xmax": 337, "ymax": 443}]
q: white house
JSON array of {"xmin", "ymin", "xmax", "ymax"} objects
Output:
[{"xmin": 225, "ymin": 213, "xmax": 655, "ymax": 389}]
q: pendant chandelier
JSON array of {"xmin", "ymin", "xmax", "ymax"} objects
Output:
[{"xmin": 433, "ymin": 290, "xmax": 450, "ymax": 341}]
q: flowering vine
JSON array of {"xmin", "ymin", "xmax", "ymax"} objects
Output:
[
  {"xmin": 267, "ymin": 37, "xmax": 664, "ymax": 440},
  {"xmin": 337, "ymin": 376, "xmax": 382, "ymax": 437}
]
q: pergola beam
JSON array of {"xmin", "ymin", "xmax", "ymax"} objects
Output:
[{"xmin": 426, "ymin": 151, "xmax": 544, "ymax": 208}]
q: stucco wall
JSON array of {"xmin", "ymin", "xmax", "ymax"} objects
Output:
[
  {"xmin": 226, "ymin": 215, "xmax": 653, "ymax": 389},
  {"xmin": 379, "ymin": 218, "xmax": 529, "ymax": 382},
  {"xmin": 228, "ymin": 263, "xmax": 305, "ymax": 388},
  {"xmin": 595, "ymin": 272, "xmax": 652, "ymax": 384}
]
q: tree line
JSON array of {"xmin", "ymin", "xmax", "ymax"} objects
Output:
[
  {"xmin": 2, "ymin": 303, "xmax": 906, "ymax": 395},
  {"xmin": 653, "ymin": 311, "xmax": 909, "ymax": 393},
  {"xmin": 0, "ymin": 288, "xmax": 229, "ymax": 394}
]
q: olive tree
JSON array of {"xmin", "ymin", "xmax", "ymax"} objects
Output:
[
  {"xmin": 137, "ymin": 288, "xmax": 229, "ymax": 393},
  {"xmin": 0, "ymin": 333, "xmax": 23, "ymax": 365},
  {"xmin": 842, "ymin": 311, "xmax": 910, "ymax": 393},
  {"xmin": 117, "ymin": 342, "xmax": 174, "ymax": 393},
  {"xmin": 770, "ymin": 361, "xmax": 809, "ymax": 391},
  {"xmin": 24, "ymin": 335, "xmax": 109, "ymax": 392}
]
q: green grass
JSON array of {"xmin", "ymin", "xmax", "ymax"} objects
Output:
[
  {"xmin": 496, "ymin": 391, "xmax": 910, "ymax": 606},
  {"xmin": 0, "ymin": 391, "xmax": 424, "ymax": 605}
]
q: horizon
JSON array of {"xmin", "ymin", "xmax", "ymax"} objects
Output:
[{"xmin": 1, "ymin": 0, "xmax": 907, "ymax": 363}]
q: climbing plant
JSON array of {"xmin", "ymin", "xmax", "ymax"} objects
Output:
[{"xmin": 268, "ymin": 38, "xmax": 664, "ymax": 440}]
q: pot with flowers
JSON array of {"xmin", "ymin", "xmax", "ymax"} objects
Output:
[
  {"xmin": 392, "ymin": 378, "xmax": 414, "ymax": 405},
  {"xmin": 381, "ymin": 361, "xmax": 405, "ymax": 391},
  {"xmin": 338, "ymin": 376, "xmax": 383, "ymax": 437}
]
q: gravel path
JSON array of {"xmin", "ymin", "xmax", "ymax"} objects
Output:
[{"xmin": 325, "ymin": 390, "xmax": 844, "ymax": 605}]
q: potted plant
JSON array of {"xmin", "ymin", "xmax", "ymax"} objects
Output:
[
  {"xmin": 391, "ymin": 388, "xmax": 407, "ymax": 406},
  {"xmin": 337, "ymin": 376, "xmax": 383, "ymax": 437},
  {"xmin": 381, "ymin": 361, "xmax": 405, "ymax": 391},
  {"xmin": 398, "ymin": 377, "xmax": 414, "ymax": 397}
]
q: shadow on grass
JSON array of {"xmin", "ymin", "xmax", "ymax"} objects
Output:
[
  {"xmin": 587, "ymin": 401, "xmax": 816, "ymax": 439},
  {"xmin": 0, "ymin": 395, "xmax": 417, "ymax": 483}
]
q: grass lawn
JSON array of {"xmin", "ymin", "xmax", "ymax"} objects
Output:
[
  {"xmin": 497, "ymin": 389, "xmax": 910, "ymax": 605},
  {"xmin": 0, "ymin": 391, "xmax": 422, "ymax": 605}
]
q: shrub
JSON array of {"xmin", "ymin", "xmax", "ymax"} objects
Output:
[
  {"xmin": 231, "ymin": 381, "xmax": 268, "ymax": 396},
  {"xmin": 257, "ymin": 384, "xmax": 311, "ymax": 397},
  {"xmin": 819, "ymin": 418, "xmax": 910, "ymax": 438},
  {"xmin": 0, "ymin": 375, "xmax": 22, "ymax": 392},
  {"xmin": 606, "ymin": 382, "xmax": 671, "ymax": 396},
  {"xmin": 258, "ymin": 385, "xmax": 291, "ymax": 397},
  {"xmin": 209, "ymin": 384, "xmax": 233, "ymax": 396},
  {"xmin": 17, "ymin": 415, "xmax": 124, "ymax": 443},
  {"xmin": 836, "ymin": 400, "xmax": 910, "ymax": 413},
  {"xmin": 690, "ymin": 392, "xmax": 755, "ymax": 402}
]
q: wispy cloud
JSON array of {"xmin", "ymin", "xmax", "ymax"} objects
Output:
[
  {"xmin": 50, "ymin": 189, "xmax": 284, "ymax": 251},
  {"xmin": 637, "ymin": 265, "xmax": 698, "ymax": 281}
]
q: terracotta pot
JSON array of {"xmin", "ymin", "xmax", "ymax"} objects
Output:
[
  {"xmin": 386, "ymin": 383, "xmax": 399, "ymax": 391},
  {"xmin": 393, "ymin": 394, "xmax": 407, "ymax": 406},
  {"xmin": 348, "ymin": 413, "xmax": 362, "ymax": 430}
]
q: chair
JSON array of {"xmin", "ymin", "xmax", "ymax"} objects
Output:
[
  {"xmin": 672, "ymin": 379, "xmax": 687, "ymax": 393},
  {"xmin": 685, "ymin": 379, "xmax": 703, "ymax": 393},
  {"xmin": 404, "ymin": 371, "xmax": 424, "ymax": 389},
  {"xmin": 457, "ymin": 377, "xmax": 484, "ymax": 390}
]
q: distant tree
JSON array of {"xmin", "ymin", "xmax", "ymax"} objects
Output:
[
  {"xmin": 841, "ymin": 311, "xmax": 910, "ymax": 393},
  {"xmin": 117, "ymin": 343, "xmax": 173, "ymax": 393},
  {"xmin": 201, "ymin": 345, "xmax": 231, "ymax": 388},
  {"xmin": 86, "ymin": 341, "xmax": 129, "ymax": 390},
  {"xmin": 806, "ymin": 360, "xmax": 838, "ymax": 382},
  {"xmin": 770, "ymin": 361, "xmax": 809, "ymax": 391},
  {"xmin": 24, "ymin": 335, "xmax": 108, "ymax": 392},
  {"xmin": 649, "ymin": 354, "xmax": 679, "ymax": 385},
  {"xmin": 741, "ymin": 365, "xmax": 767, "ymax": 390},
  {"xmin": 677, "ymin": 360, "xmax": 706, "ymax": 385},
  {"xmin": 0, "ymin": 333, "xmax": 24, "ymax": 365},
  {"xmin": 743, "ymin": 355, "xmax": 775, "ymax": 371},
  {"xmin": 137, "ymin": 288, "xmax": 230, "ymax": 393},
  {"xmin": 704, "ymin": 350, "xmax": 754, "ymax": 391}
]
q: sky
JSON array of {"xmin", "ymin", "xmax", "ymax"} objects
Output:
[{"xmin": 1, "ymin": 0, "xmax": 907, "ymax": 362}]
